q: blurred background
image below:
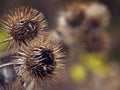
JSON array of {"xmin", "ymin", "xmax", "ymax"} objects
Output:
[{"xmin": 0, "ymin": 0, "xmax": 120, "ymax": 90}]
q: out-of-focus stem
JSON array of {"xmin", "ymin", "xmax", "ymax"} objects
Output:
[{"xmin": 0, "ymin": 62, "xmax": 14, "ymax": 68}]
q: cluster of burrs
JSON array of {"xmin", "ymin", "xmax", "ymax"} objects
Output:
[
  {"xmin": 56, "ymin": 1, "xmax": 110, "ymax": 54},
  {"xmin": 0, "ymin": 6, "xmax": 66, "ymax": 90},
  {"xmin": 0, "ymin": 1, "xmax": 111, "ymax": 90}
]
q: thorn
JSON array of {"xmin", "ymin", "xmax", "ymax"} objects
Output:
[{"xmin": 0, "ymin": 37, "xmax": 13, "ymax": 44}]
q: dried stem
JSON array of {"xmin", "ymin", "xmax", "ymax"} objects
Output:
[{"xmin": 0, "ymin": 62, "xmax": 16, "ymax": 68}]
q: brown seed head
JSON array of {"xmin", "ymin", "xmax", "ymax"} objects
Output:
[
  {"xmin": 14, "ymin": 34, "xmax": 66, "ymax": 85},
  {"xmin": 0, "ymin": 6, "xmax": 48, "ymax": 51},
  {"xmin": 56, "ymin": 1, "xmax": 88, "ymax": 45},
  {"xmin": 84, "ymin": 2, "xmax": 110, "ymax": 31}
]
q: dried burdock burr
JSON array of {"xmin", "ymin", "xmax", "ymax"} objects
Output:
[
  {"xmin": 57, "ymin": 1, "xmax": 87, "ymax": 29},
  {"xmin": 14, "ymin": 34, "xmax": 66, "ymax": 86},
  {"xmin": 56, "ymin": 1, "xmax": 88, "ymax": 45},
  {"xmin": 0, "ymin": 6, "xmax": 48, "ymax": 51},
  {"xmin": 84, "ymin": 2, "xmax": 110, "ymax": 32},
  {"xmin": 56, "ymin": 1, "xmax": 110, "ymax": 46}
]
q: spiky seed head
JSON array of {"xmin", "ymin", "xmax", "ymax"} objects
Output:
[
  {"xmin": 64, "ymin": 2, "xmax": 87, "ymax": 28},
  {"xmin": 57, "ymin": 1, "xmax": 88, "ymax": 46},
  {"xmin": 0, "ymin": 6, "xmax": 48, "ymax": 51},
  {"xmin": 57, "ymin": 1, "xmax": 110, "ymax": 46},
  {"xmin": 58, "ymin": 1, "xmax": 87, "ymax": 29},
  {"xmin": 85, "ymin": 2, "xmax": 110, "ymax": 31},
  {"xmin": 14, "ymin": 34, "xmax": 66, "ymax": 85},
  {"xmin": 56, "ymin": 1, "xmax": 88, "ymax": 45}
]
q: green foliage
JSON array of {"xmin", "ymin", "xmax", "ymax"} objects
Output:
[
  {"xmin": 0, "ymin": 31, "xmax": 8, "ymax": 53},
  {"xmin": 82, "ymin": 54, "xmax": 109, "ymax": 77},
  {"xmin": 70, "ymin": 64, "xmax": 87, "ymax": 82}
]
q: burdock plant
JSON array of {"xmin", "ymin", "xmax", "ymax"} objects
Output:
[
  {"xmin": 0, "ymin": 33, "xmax": 66, "ymax": 89},
  {"xmin": 0, "ymin": 6, "xmax": 48, "ymax": 51},
  {"xmin": 14, "ymin": 34, "xmax": 66, "ymax": 86},
  {"xmin": 0, "ymin": 5, "xmax": 66, "ymax": 90}
]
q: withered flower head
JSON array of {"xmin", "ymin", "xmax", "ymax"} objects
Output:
[
  {"xmin": 0, "ymin": 6, "xmax": 48, "ymax": 51},
  {"xmin": 56, "ymin": 1, "xmax": 110, "ymax": 46},
  {"xmin": 58, "ymin": 1, "xmax": 87, "ymax": 29},
  {"xmin": 85, "ymin": 2, "xmax": 110, "ymax": 31},
  {"xmin": 14, "ymin": 34, "xmax": 66, "ymax": 85},
  {"xmin": 57, "ymin": 1, "xmax": 87, "ymax": 45}
]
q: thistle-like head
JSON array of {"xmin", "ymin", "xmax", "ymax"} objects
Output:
[
  {"xmin": 15, "ymin": 34, "xmax": 66, "ymax": 85},
  {"xmin": 0, "ymin": 6, "xmax": 48, "ymax": 51}
]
